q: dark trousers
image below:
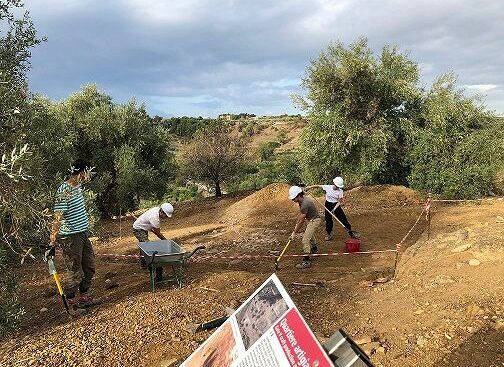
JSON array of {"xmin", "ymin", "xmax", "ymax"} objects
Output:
[{"xmin": 324, "ymin": 201, "xmax": 352, "ymax": 235}]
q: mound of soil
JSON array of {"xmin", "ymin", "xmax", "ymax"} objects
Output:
[
  {"xmin": 346, "ymin": 184, "xmax": 422, "ymax": 211},
  {"xmin": 221, "ymin": 183, "xmax": 297, "ymax": 225}
]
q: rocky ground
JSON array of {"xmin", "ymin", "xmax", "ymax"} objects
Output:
[{"xmin": 0, "ymin": 184, "xmax": 502, "ymax": 367}]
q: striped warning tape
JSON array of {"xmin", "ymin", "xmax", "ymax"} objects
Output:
[
  {"xmin": 96, "ymin": 248, "xmax": 398, "ymax": 262},
  {"xmin": 191, "ymin": 249, "xmax": 397, "ymax": 262},
  {"xmin": 431, "ymin": 197, "xmax": 503, "ymax": 202},
  {"xmin": 396, "ymin": 198, "xmax": 431, "ymax": 252}
]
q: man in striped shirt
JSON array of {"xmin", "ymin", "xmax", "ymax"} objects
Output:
[{"xmin": 50, "ymin": 159, "xmax": 95, "ymax": 312}]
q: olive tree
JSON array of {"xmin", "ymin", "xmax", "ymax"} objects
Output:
[
  {"xmin": 296, "ymin": 38, "xmax": 421, "ymax": 185},
  {"xmin": 181, "ymin": 123, "xmax": 247, "ymax": 197}
]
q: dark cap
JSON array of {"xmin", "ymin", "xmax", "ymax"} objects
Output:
[{"xmin": 70, "ymin": 159, "xmax": 92, "ymax": 175}]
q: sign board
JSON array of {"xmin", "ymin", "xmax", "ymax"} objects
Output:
[{"xmin": 181, "ymin": 274, "xmax": 334, "ymax": 367}]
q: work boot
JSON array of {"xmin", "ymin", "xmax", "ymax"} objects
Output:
[
  {"xmin": 296, "ymin": 256, "xmax": 311, "ymax": 269},
  {"xmin": 295, "ymin": 260, "xmax": 311, "ymax": 269},
  {"xmin": 75, "ymin": 292, "xmax": 95, "ymax": 308},
  {"xmin": 67, "ymin": 297, "xmax": 87, "ymax": 316},
  {"xmin": 348, "ymin": 230, "xmax": 358, "ymax": 239},
  {"xmin": 140, "ymin": 257, "xmax": 147, "ymax": 269},
  {"xmin": 325, "ymin": 233, "xmax": 333, "ymax": 241},
  {"xmin": 310, "ymin": 244, "xmax": 318, "ymax": 254}
]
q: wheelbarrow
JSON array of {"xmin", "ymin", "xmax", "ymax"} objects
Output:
[{"xmin": 138, "ymin": 240, "xmax": 205, "ymax": 291}]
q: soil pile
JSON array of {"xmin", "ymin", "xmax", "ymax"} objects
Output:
[
  {"xmin": 221, "ymin": 183, "xmax": 297, "ymax": 226},
  {"xmin": 346, "ymin": 184, "xmax": 421, "ymax": 211}
]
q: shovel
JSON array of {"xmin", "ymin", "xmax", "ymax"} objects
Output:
[
  {"xmin": 309, "ymin": 195, "xmax": 361, "ymax": 239},
  {"xmin": 274, "ymin": 238, "xmax": 292, "ymax": 270},
  {"xmin": 43, "ymin": 246, "xmax": 70, "ymax": 315}
]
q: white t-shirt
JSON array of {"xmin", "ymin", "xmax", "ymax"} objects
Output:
[
  {"xmin": 133, "ymin": 207, "xmax": 161, "ymax": 231},
  {"xmin": 321, "ymin": 185, "xmax": 344, "ymax": 203}
]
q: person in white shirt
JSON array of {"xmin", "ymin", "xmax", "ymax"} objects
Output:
[
  {"xmin": 132, "ymin": 203, "xmax": 173, "ymax": 242},
  {"xmin": 132, "ymin": 203, "xmax": 174, "ymax": 273},
  {"xmin": 306, "ymin": 177, "xmax": 356, "ymax": 240}
]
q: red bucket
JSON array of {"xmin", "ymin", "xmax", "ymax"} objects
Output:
[{"xmin": 345, "ymin": 238, "xmax": 361, "ymax": 253}]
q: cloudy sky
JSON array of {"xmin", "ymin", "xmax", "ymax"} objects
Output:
[{"xmin": 25, "ymin": 0, "xmax": 504, "ymax": 117}]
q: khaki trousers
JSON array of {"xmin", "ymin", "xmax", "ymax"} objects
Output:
[
  {"xmin": 302, "ymin": 218, "xmax": 321, "ymax": 254},
  {"xmin": 58, "ymin": 231, "xmax": 95, "ymax": 296}
]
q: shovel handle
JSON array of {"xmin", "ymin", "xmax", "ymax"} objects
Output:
[{"xmin": 275, "ymin": 238, "xmax": 292, "ymax": 270}]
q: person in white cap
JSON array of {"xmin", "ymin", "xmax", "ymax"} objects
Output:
[
  {"xmin": 132, "ymin": 203, "xmax": 174, "ymax": 242},
  {"xmin": 306, "ymin": 176, "xmax": 356, "ymax": 240},
  {"xmin": 288, "ymin": 186, "xmax": 322, "ymax": 269},
  {"xmin": 132, "ymin": 203, "xmax": 174, "ymax": 273}
]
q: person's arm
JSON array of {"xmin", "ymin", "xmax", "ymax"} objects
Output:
[
  {"xmin": 290, "ymin": 213, "xmax": 307, "ymax": 239},
  {"xmin": 50, "ymin": 212, "xmax": 63, "ymax": 245},
  {"xmin": 151, "ymin": 227, "xmax": 166, "ymax": 240}
]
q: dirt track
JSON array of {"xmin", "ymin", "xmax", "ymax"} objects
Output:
[{"xmin": 1, "ymin": 184, "xmax": 503, "ymax": 367}]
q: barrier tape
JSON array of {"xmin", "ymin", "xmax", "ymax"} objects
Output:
[
  {"xmin": 95, "ymin": 249, "xmax": 398, "ymax": 262},
  {"xmin": 431, "ymin": 197, "xmax": 502, "ymax": 202},
  {"xmin": 97, "ymin": 199, "xmax": 433, "ymax": 263},
  {"xmin": 395, "ymin": 198, "xmax": 431, "ymax": 252},
  {"xmin": 190, "ymin": 249, "xmax": 397, "ymax": 262}
]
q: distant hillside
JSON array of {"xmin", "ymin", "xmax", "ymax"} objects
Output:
[{"xmin": 171, "ymin": 115, "xmax": 307, "ymax": 157}]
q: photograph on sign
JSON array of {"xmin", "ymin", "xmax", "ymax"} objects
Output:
[
  {"xmin": 184, "ymin": 321, "xmax": 238, "ymax": 367},
  {"xmin": 235, "ymin": 279, "xmax": 289, "ymax": 350}
]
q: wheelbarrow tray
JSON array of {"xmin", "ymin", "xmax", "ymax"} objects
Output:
[
  {"xmin": 138, "ymin": 239, "xmax": 186, "ymax": 264},
  {"xmin": 137, "ymin": 240, "xmax": 205, "ymax": 290}
]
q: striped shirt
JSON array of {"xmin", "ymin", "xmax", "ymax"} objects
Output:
[{"xmin": 54, "ymin": 182, "xmax": 89, "ymax": 236}]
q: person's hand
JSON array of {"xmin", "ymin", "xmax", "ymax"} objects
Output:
[
  {"xmin": 49, "ymin": 232, "xmax": 57, "ymax": 245},
  {"xmin": 289, "ymin": 232, "xmax": 296, "ymax": 241}
]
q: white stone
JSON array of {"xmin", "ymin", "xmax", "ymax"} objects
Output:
[{"xmin": 468, "ymin": 259, "xmax": 481, "ymax": 266}]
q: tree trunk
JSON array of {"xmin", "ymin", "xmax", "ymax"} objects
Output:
[{"xmin": 214, "ymin": 181, "xmax": 222, "ymax": 197}]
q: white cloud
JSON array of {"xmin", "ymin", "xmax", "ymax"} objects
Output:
[
  {"xmin": 25, "ymin": 0, "xmax": 504, "ymax": 116},
  {"xmin": 464, "ymin": 84, "xmax": 499, "ymax": 93}
]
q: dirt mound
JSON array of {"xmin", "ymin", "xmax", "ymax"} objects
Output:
[
  {"xmin": 221, "ymin": 183, "xmax": 297, "ymax": 225},
  {"xmin": 346, "ymin": 184, "xmax": 422, "ymax": 211}
]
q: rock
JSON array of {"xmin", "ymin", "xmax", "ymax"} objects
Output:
[
  {"xmin": 433, "ymin": 275, "xmax": 455, "ymax": 285},
  {"xmin": 104, "ymin": 271, "xmax": 117, "ymax": 279},
  {"xmin": 359, "ymin": 280, "xmax": 374, "ymax": 287},
  {"xmin": 414, "ymin": 309, "xmax": 424, "ymax": 315},
  {"xmin": 105, "ymin": 281, "xmax": 119, "ymax": 290},
  {"xmin": 40, "ymin": 307, "xmax": 48, "ymax": 313},
  {"xmin": 355, "ymin": 336, "xmax": 372, "ymax": 345},
  {"xmin": 375, "ymin": 277, "xmax": 389, "ymax": 283},
  {"xmin": 451, "ymin": 243, "xmax": 472, "ymax": 253},
  {"xmin": 361, "ymin": 342, "xmax": 380, "ymax": 355},
  {"xmin": 416, "ymin": 335, "xmax": 428, "ymax": 347},
  {"xmin": 466, "ymin": 304, "xmax": 484, "ymax": 318},
  {"xmin": 159, "ymin": 358, "xmax": 178, "ymax": 367},
  {"xmin": 376, "ymin": 346, "xmax": 386, "ymax": 354},
  {"xmin": 468, "ymin": 259, "xmax": 481, "ymax": 266},
  {"xmin": 493, "ymin": 320, "xmax": 504, "ymax": 330}
]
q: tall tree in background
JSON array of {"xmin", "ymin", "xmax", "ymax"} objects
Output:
[
  {"xmin": 0, "ymin": 0, "xmax": 45, "ymax": 336},
  {"xmin": 296, "ymin": 38, "xmax": 421, "ymax": 185},
  {"xmin": 51, "ymin": 85, "xmax": 176, "ymax": 216},
  {"xmin": 181, "ymin": 124, "xmax": 247, "ymax": 197},
  {"xmin": 407, "ymin": 74, "xmax": 504, "ymax": 198}
]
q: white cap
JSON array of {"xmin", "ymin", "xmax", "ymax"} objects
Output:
[
  {"xmin": 333, "ymin": 176, "xmax": 344, "ymax": 188},
  {"xmin": 288, "ymin": 186, "xmax": 303, "ymax": 200},
  {"xmin": 161, "ymin": 203, "xmax": 174, "ymax": 217}
]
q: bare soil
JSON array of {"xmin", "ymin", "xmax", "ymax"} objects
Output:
[{"xmin": 1, "ymin": 185, "xmax": 502, "ymax": 367}]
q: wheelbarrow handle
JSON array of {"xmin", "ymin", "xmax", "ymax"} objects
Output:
[{"xmin": 185, "ymin": 245, "xmax": 206, "ymax": 260}]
